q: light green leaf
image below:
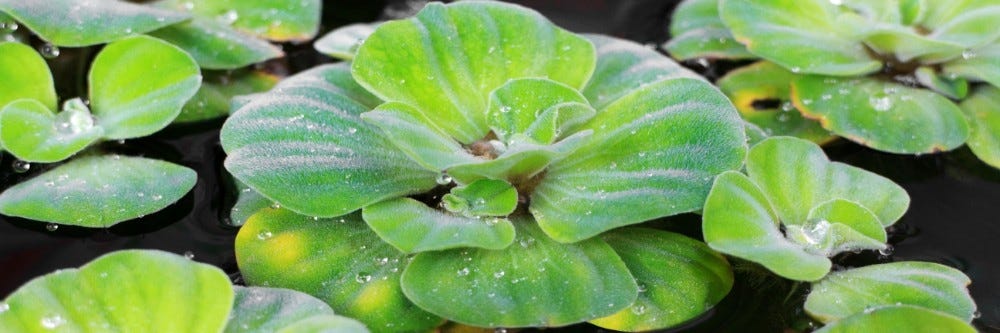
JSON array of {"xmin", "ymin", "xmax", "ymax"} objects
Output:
[
  {"xmin": 805, "ymin": 262, "xmax": 976, "ymax": 323},
  {"xmin": 665, "ymin": 0, "xmax": 755, "ymax": 60},
  {"xmin": 90, "ymin": 35, "xmax": 201, "ymax": 140},
  {"xmin": 0, "ymin": 0, "xmax": 188, "ymax": 47},
  {"xmin": 717, "ymin": 61, "xmax": 834, "ymax": 144},
  {"xmin": 0, "ymin": 250, "xmax": 233, "ymax": 333},
  {"xmin": 175, "ymin": 70, "xmax": 277, "ymax": 123},
  {"xmin": 922, "ymin": 4, "xmax": 1000, "ymax": 50},
  {"xmin": 352, "ymin": 1, "xmax": 596, "ymax": 144},
  {"xmin": 0, "ymin": 155, "xmax": 197, "ymax": 227},
  {"xmin": 314, "ymin": 23, "xmax": 378, "ymax": 60},
  {"xmin": 235, "ymin": 208, "xmax": 443, "ymax": 332},
  {"xmin": 400, "ymin": 219, "xmax": 638, "ymax": 327},
  {"xmin": 915, "ymin": 67, "xmax": 968, "ymax": 99},
  {"xmin": 784, "ymin": 199, "xmax": 887, "ymax": 257},
  {"xmin": 221, "ymin": 64, "xmax": 437, "ymax": 217},
  {"xmin": 149, "ymin": 18, "xmax": 284, "ymax": 70},
  {"xmin": 792, "ymin": 75, "xmax": 969, "ymax": 154},
  {"xmin": 590, "ymin": 228, "xmax": 733, "ymax": 332},
  {"xmin": 446, "ymin": 131, "xmax": 591, "ymax": 185},
  {"xmin": 582, "ymin": 34, "xmax": 701, "ymax": 111},
  {"xmin": 703, "ymin": 171, "xmax": 831, "ymax": 282},
  {"xmin": 225, "ymin": 286, "xmax": 338, "ymax": 333},
  {"xmin": 960, "ymin": 85, "xmax": 1000, "ymax": 168},
  {"xmin": 487, "ymin": 78, "xmax": 595, "ymax": 144},
  {"xmin": 746, "ymin": 137, "xmax": 909, "ymax": 227},
  {"xmin": 442, "ymin": 179, "xmax": 518, "ymax": 217},
  {"xmin": 362, "ymin": 197, "xmax": 515, "ymax": 253},
  {"xmin": 0, "ymin": 99, "xmax": 102, "ymax": 163},
  {"xmin": 360, "ymin": 101, "xmax": 477, "ymax": 172},
  {"xmin": 531, "ymin": 78, "xmax": 746, "ymax": 243},
  {"xmin": 0, "ymin": 42, "xmax": 55, "ymax": 110},
  {"xmin": 860, "ymin": 24, "xmax": 965, "ymax": 63},
  {"xmin": 155, "ymin": 0, "xmax": 321, "ymax": 41},
  {"xmin": 943, "ymin": 42, "xmax": 1000, "ymax": 88},
  {"xmin": 229, "ymin": 182, "xmax": 273, "ymax": 227},
  {"xmin": 276, "ymin": 315, "xmax": 371, "ymax": 333},
  {"xmin": 813, "ymin": 305, "xmax": 976, "ymax": 333}
]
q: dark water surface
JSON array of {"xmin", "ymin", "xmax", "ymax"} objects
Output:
[{"xmin": 1, "ymin": 1, "xmax": 997, "ymax": 332}]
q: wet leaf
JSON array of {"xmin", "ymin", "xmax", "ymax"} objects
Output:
[
  {"xmin": 943, "ymin": 42, "xmax": 1000, "ymax": 89},
  {"xmin": 0, "ymin": 155, "xmax": 197, "ymax": 227},
  {"xmin": 0, "ymin": 0, "xmax": 188, "ymax": 47},
  {"xmin": 813, "ymin": 305, "xmax": 976, "ymax": 333},
  {"xmin": 149, "ymin": 18, "xmax": 284, "ymax": 70},
  {"xmin": 959, "ymin": 86, "xmax": 1000, "ymax": 168},
  {"xmin": 225, "ymin": 286, "xmax": 356, "ymax": 333},
  {"xmin": 0, "ymin": 99, "xmax": 102, "ymax": 163},
  {"xmin": 443, "ymin": 179, "xmax": 518, "ymax": 217},
  {"xmin": 362, "ymin": 197, "xmax": 515, "ymax": 253},
  {"xmin": 665, "ymin": 0, "xmax": 754, "ymax": 60},
  {"xmin": 0, "ymin": 250, "xmax": 232, "ymax": 332},
  {"xmin": 915, "ymin": 67, "xmax": 968, "ymax": 99},
  {"xmin": 229, "ymin": 182, "xmax": 273, "ymax": 227},
  {"xmin": 400, "ymin": 219, "xmax": 638, "ymax": 327},
  {"xmin": 314, "ymin": 23, "xmax": 378, "ymax": 60},
  {"xmin": 155, "ymin": 0, "xmax": 321, "ymax": 41},
  {"xmin": 581, "ymin": 35, "xmax": 701, "ymax": 111},
  {"xmin": 175, "ymin": 70, "xmax": 277, "ymax": 123},
  {"xmin": 0, "ymin": 42, "xmax": 56, "ymax": 110}
]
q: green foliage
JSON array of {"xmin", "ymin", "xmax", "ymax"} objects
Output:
[
  {"xmin": 314, "ymin": 23, "xmax": 378, "ymax": 60},
  {"xmin": 813, "ymin": 306, "xmax": 976, "ymax": 333},
  {"xmin": 0, "ymin": 0, "xmax": 187, "ymax": 47},
  {"xmin": 960, "ymin": 86, "xmax": 1000, "ymax": 168}
]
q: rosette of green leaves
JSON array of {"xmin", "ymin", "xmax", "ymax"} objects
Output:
[
  {"xmin": 223, "ymin": 1, "xmax": 747, "ymax": 331},
  {"xmin": 669, "ymin": 0, "xmax": 1000, "ymax": 168},
  {"xmin": 703, "ymin": 136, "xmax": 910, "ymax": 281},
  {"xmin": 0, "ymin": 36, "xmax": 201, "ymax": 227},
  {"xmin": 0, "ymin": 249, "xmax": 369, "ymax": 333}
]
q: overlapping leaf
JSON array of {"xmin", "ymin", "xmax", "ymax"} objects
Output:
[
  {"xmin": 814, "ymin": 306, "xmax": 976, "ymax": 333},
  {"xmin": 960, "ymin": 86, "xmax": 1000, "ymax": 168},
  {"xmin": 665, "ymin": 0, "xmax": 754, "ymax": 60},
  {"xmin": 0, "ymin": 0, "xmax": 187, "ymax": 46},
  {"xmin": 314, "ymin": 23, "xmax": 378, "ymax": 60},
  {"xmin": 226, "ymin": 286, "xmax": 368, "ymax": 333}
]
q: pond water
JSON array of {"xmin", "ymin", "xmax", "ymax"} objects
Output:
[{"xmin": 0, "ymin": 1, "xmax": 997, "ymax": 332}]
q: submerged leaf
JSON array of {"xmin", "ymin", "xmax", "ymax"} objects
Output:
[{"xmin": 0, "ymin": 0, "xmax": 188, "ymax": 47}]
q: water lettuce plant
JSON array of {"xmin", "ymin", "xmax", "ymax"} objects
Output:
[
  {"xmin": 668, "ymin": 0, "xmax": 1000, "ymax": 168},
  {"xmin": 0, "ymin": 250, "xmax": 369, "ymax": 333},
  {"xmin": 223, "ymin": 1, "xmax": 749, "ymax": 331}
]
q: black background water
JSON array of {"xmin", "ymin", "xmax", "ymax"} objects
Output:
[{"xmin": 0, "ymin": 1, "xmax": 997, "ymax": 332}]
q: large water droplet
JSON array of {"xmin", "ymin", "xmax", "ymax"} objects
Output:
[
  {"xmin": 12, "ymin": 160, "xmax": 30, "ymax": 173},
  {"xmin": 183, "ymin": 251, "xmax": 195, "ymax": 260}
]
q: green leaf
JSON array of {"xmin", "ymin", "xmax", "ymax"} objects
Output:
[
  {"xmin": 531, "ymin": 78, "xmax": 746, "ymax": 243},
  {"xmin": 0, "ymin": 0, "xmax": 188, "ymax": 47},
  {"xmin": 443, "ymin": 179, "xmax": 518, "ymax": 217},
  {"xmin": 314, "ymin": 23, "xmax": 378, "ymax": 60},
  {"xmin": 360, "ymin": 101, "xmax": 477, "ymax": 172},
  {"xmin": 0, "ymin": 155, "xmax": 197, "ymax": 227},
  {"xmin": 0, "ymin": 99, "xmax": 102, "ymax": 163},
  {"xmin": 221, "ymin": 64, "xmax": 437, "ymax": 217},
  {"xmin": 960, "ymin": 85, "xmax": 1000, "ymax": 168},
  {"xmin": 235, "ymin": 208, "xmax": 443, "ymax": 332},
  {"xmin": 805, "ymin": 262, "xmax": 976, "ymax": 323},
  {"xmin": 230, "ymin": 182, "xmax": 273, "ymax": 227},
  {"xmin": 446, "ymin": 131, "xmax": 592, "ymax": 185},
  {"xmin": 581, "ymin": 35, "xmax": 701, "ymax": 111},
  {"xmin": 703, "ymin": 171, "xmax": 831, "ymax": 281},
  {"xmin": 813, "ymin": 305, "xmax": 976, "ymax": 333},
  {"xmin": 791, "ymin": 75, "xmax": 969, "ymax": 154},
  {"xmin": 665, "ymin": 0, "xmax": 755, "ymax": 60},
  {"xmin": 0, "ymin": 250, "xmax": 233, "ymax": 332},
  {"xmin": 784, "ymin": 199, "xmax": 887, "ymax": 257},
  {"xmin": 917, "ymin": 3, "xmax": 1000, "ymax": 50},
  {"xmin": 90, "ymin": 35, "xmax": 201, "ymax": 140},
  {"xmin": 155, "ymin": 0, "xmax": 321, "ymax": 41},
  {"xmin": 400, "ymin": 219, "xmax": 638, "ymax": 327},
  {"xmin": 746, "ymin": 137, "xmax": 909, "ymax": 227},
  {"xmin": 225, "ymin": 286, "xmax": 339, "ymax": 333},
  {"xmin": 590, "ymin": 228, "xmax": 733, "ymax": 332},
  {"xmin": 719, "ymin": 0, "xmax": 881, "ymax": 75},
  {"xmin": 362, "ymin": 197, "xmax": 515, "ymax": 253},
  {"xmin": 717, "ymin": 61, "xmax": 834, "ymax": 144},
  {"xmin": 275, "ymin": 315, "xmax": 371, "ymax": 333},
  {"xmin": 0, "ymin": 42, "xmax": 56, "ymax": 110},
  {"xmin": 149, "ymin": 18, "xmax": 284, "ymax": 70},
  {"xmin": 175, "ymin": 70, "xmax": 277, "ymax": 123},
  {"xmin": 915, "ymin": 67, "xmax": 968, "ymax": 99},
  {"xmin": 859, "ymin": 24, "xmax": 966, "ymax": 63},
  {"xmin": 487, "ymin": 78, "xmax": 595, "ymax": 145},
  {"xmin": 943, "ymin": 42, "xmax": 1000, "ymax": 88},
  {"xmin": 352, "ymin": 1, "xmax": 596, "ymax": 144}
]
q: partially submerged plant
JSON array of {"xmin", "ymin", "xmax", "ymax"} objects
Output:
[
  {"xmin": 668, "ymin": 0, "xmax": 1000, "ymax": 168},
  {"xmin": 224, "ymin": 1, "xmax": 748, "ymax": 331},
  {"xmin": 0, "ymin": 249, "xmax": 369, "ymax": 333}
]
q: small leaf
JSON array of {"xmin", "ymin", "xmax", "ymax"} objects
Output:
[
  {"xmin": 400, "ymin": 219, "xmax": 638, "ymax": 327},
  {"xmin": 0, "ymin": 99, "xmax": 103, "ymax": 163},
  {"xmin": 362, "ymin": 197, "xmax": 515, "ymax": 253},
  {"xmin": 352, "ymin": 1, "xmax": 596, "ymax": 144},
  {"xmin": 149, "ymin": 18, "xmax": 285, "ymax": 70},
  {"xmin": 235, "ymin": 208, "xmax": 443, "ymax": 332},
  {"xmin": 230, "ymin": 182, "xmax": 273, "ymax": 227},
  {"xmin": 0, "ymin": 250, "xmax": 233, "ymax": 332},
  {"xmin": 805, "ymin": 262, "xmax": 976, "ymax": 323},
  {"xmin": 360, "ymin": 101, "xmax": 477, "ymax": 172},
  {"xmin": 665, "ymin": 0, "xmax": 755, "ymax": 60},
  {"xmin": 531, "ymin": 78, "xmax": 746, "ymax": 243},
  {"xmin": 225, "ymin": 286, "xmax": 338, "ymax": 333},
  {"xmin": 943, "ymin": 42, "xmax": 1000, "ymax": 88},
  {"xmin": 314, "ymin": 23, "xmax": 378, "ymax": 60},
  {"xmin": 175, "ymin": 70, "xmax": 277, "ymax": 123},
  {"xmin": 0, "ymin": 0, "xmax": 188, "ymax": 47},
  {"xmin": 959, "ymin": 85, "xmax": 1000, "ymax": 168},
  {"xmin": 915, "ymin": 67, "xmax": 968, "ymax": 99},
  {"xmin": 590, "ymin": 228, "xmax": 733, "ymax": 332},
  {"xmin": 155, "ymin": 0, "xmax": 321, "ymax": 41},
  {"xmin": 582, "ymin": 35, "xmax": 701, "ymax": 111},
  {"xmin": 703, "ymin": 171, "xmax": 831, "ymax": 281},
  {"xmin": 0, "ymin": 42, "xmax": 56, "ymax": 110},
  {"xmin": 813, "ymin": 305, "xmax": 976, "ymax": 333},
  {"xmin": 791, "ymin": 75, "xmax": 969, "ymax": 154},
  {"xmin": 717, "ymin": 61, "xmax": 833, "ymax": 144},
  {"xmin": 785, "ymin": 199, "xmax": 887, "ymax": 257},
  {"xmin": 443, "ymin": 179, "xmax": 518, "ymax": 217},
  {"xmin": 719, "ymin": 0, "xmax": 881, "ymax": 75},
  {"xmin": 487, "ymin": 78, "xmax": 595, "ymax": 144},
  {"xmin": 222, "ymin": 64, "xmax": 437, "ymax": 217},
  {"xmin": 0, "ymin": 155, "xmax": 197, "ymax": 227},
  {"xmin": 90, "ymin": 35, "xmax": 201, "ymax": 140},
  {"xmin": 275, "ymin": 315, "xmax": 371, "ymax": 333}
]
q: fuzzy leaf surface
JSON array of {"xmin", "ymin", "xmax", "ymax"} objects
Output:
[
  {"xmin": 0, "ymin": 0, "xmax": 187, "ymax": 46},
  {"xmin": 0, "ymin": 42, "xmax": 56, "ymax": 110},
  {"xmin": 813, "ymin": 305, "xmax": 976, "ymax": 333},
  {"xmin": 960, "ymin": 86, "xmax": 1000, "ymax": 168},
  {"xmin": 0, "ymin": 99, "xmax": 102, "ymax": 162}
]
